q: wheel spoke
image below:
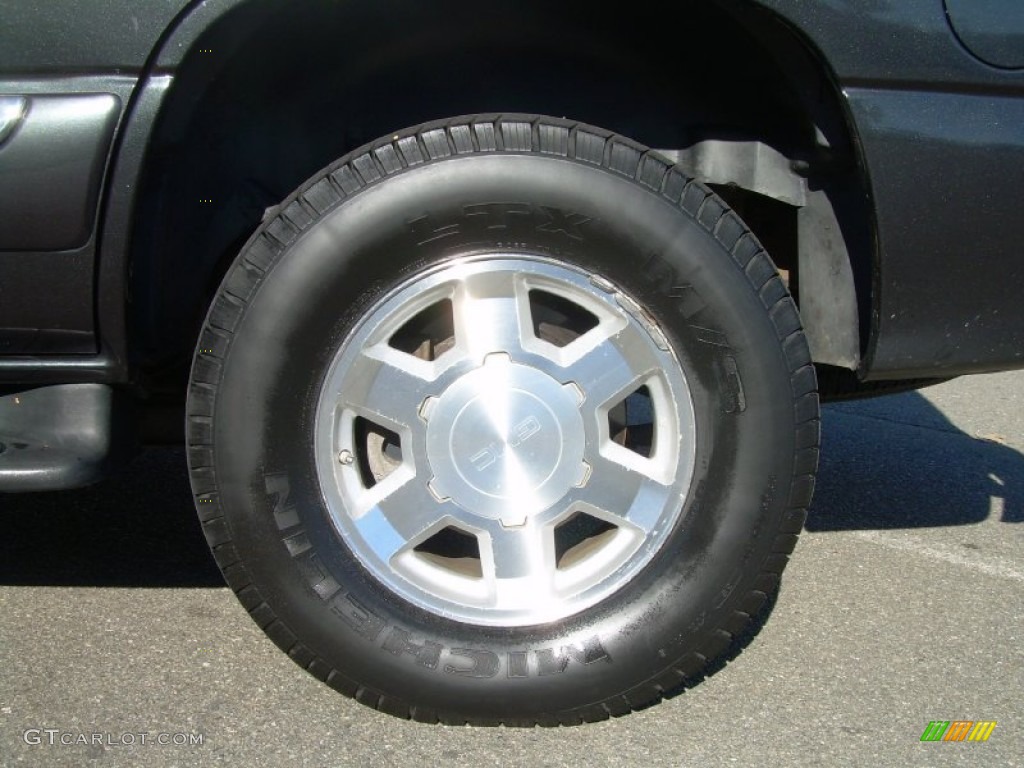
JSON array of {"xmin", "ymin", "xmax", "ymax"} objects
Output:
[
  {"xmin": 353, "ymin": 472, "xmax": 452, "ymax": 563},
  {"xmin": 343, "ymin": 351, "xmax": 432, "ymax": 429},
  {"xmin": 482, "ymin": 522, "xmax": 557, "ymax": 608},
  {"xmin": 452, "ymin": 269, "xmax": 528, "ymax": 361},
  {"xmin": 562, "ymin": 322, "xmax": 655, "ymax": 411},
  {"xmin": 573, "ymin": 455, "xmax": 673, "ymax": 536}
]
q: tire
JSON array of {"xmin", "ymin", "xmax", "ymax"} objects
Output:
[{"xmin": 187, "ymin": 115, "xmax": 819, "ymax": 725}]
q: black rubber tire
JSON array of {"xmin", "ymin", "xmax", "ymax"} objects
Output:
[{"xmin": 186, "ymin": 115, "xmax": 819, "ymax": 725}]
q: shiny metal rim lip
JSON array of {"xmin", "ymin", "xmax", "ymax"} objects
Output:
[{"xmin": 314, "ymin": 254, "xmax": 697, "ymax": 626}]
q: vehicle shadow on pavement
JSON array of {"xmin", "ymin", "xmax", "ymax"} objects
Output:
[
  {"xmin": 807, "ymin": 391, "xmax": 1024, "ymax": 530},
  {"xmin": 0, "ymin": 448, "xmax": 224, "ymax": 588},
  {"xmin": 1, "ymin": 389, "xmax": 1020, "ymax": 587}
]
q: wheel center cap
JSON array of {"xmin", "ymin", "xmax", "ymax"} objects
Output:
[
  {"xmin": 451, "ymin": 391, "xmax": 558, "ymax": 495},
  {"xmin": 425, "ymin": 355, "xmax": 585, "ymax": 524}
]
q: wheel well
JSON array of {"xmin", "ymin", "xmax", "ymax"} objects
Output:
[{"xmin": 129, "ymin": 0, "xmax": 873, "ymax": 391}]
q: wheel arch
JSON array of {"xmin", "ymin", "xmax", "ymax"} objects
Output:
[{"xmin": 122, "ymin": 0, "xmax": 875, "ymax": 390}]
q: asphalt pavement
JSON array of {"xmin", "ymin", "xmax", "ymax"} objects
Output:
[{"xmin": 1, "ymin": 371, "xmax": 1022, "ymax": 767}]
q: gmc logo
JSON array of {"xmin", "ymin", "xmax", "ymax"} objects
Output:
[{"xmin": 469, "ymin": 415, "xmax": 542, "ymax": 471}]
